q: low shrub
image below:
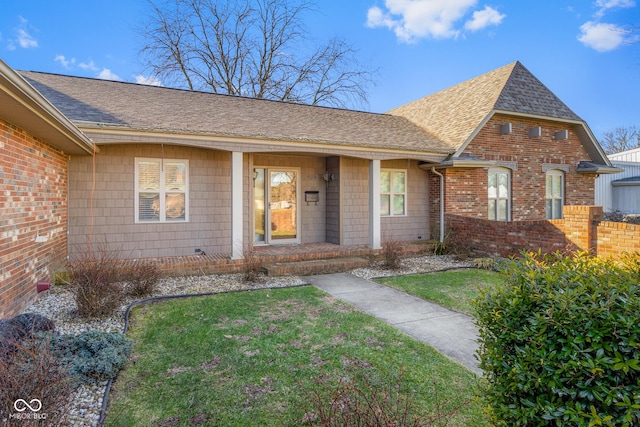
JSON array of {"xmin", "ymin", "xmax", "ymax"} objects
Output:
[
  {"xmin": 475, "ymin": 251, "xmax": 640, "ymax": 426},
  {"xmin": 123, "ymin": 262, "xmax": 163, "ymax": 297},
  {"xmin": 471, "ymin": 257, "xmax": 496, "ymax": 270},
  {"xmin": 433, "ymin": 231, "xmax": 471, "ymax": 259},
  {"xmin": 51, "ymin": 330, "xmax": 132, "ymax": 385},
  {"xmin": 0, "ymin": 334, "xmax": 73, "ymax": 426},
  {"xmin": 603, "ymin": 210, "xmax": 640, "ymax": 225},
  {"xmin": 301, "ymin": 368, "xmax": 464, "ymax": 426},
  {"xmin": 68, "ymin": 248, "xmax": 125, "ymax": 318},
  {"xmin": 243, "ymin": 244, "xmax": 264, "ymax": 282},
  {"xmin": 382, "ymin": 234, "xmax": 404, "ymax": 270},
  {"xmin": 0, "ymin": 313, "xmax": 55, "ymax": 362}
]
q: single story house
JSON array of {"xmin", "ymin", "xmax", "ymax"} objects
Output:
[
  {"xmin": 595, "ymin": 147, "xmax": 640, "ymax": 215},
  {"xmin": 1, "ymin": 59, "xmax": 619, "ymax": 317}
]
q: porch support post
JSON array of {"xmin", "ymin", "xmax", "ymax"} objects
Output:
[
  {"xmin": 231, "ymin": 151, "xmax": 244, "ymax": 260},
  {"xmin": 369, "ymin": 159, "xmax": 381, "ymax": 249}
]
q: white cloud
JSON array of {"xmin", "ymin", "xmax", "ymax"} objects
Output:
[
  {"xmin": 10, "ymin": 17, "xmax": 38, "ymax": 49},
  {"xmin": 79, "ymin": 60, "xmax": 99, "ymax": 71},
  {"xmin": 464, "ymin": 6, "xmax": 506, "ymax": 31},
  {"xmin": 17, "ymin": 28, "xmax": 37, "ymax": 48},
  {"xmin": 54, "ymin": 55, "xmax": 76, "ymax": 69},
  {"xmin": 595, "ymin": 0, "xmax": 635, "ymax": 10},
  {"xmin": 578, "ymin": 21, "xmax": 626, "ymax": 51},
  {"xmin": 135, "ymin": 75, "xmax": 163, "ymax": 86},
  {"xmin": 366, "ymin": 0, "xmax": 504, "ymax": 43},
  {"xmin": 594, "ymin": 0, "xmax": 635, "ymax": 18},
  {"xmin": 98, "ymin": 68, "xmax": 122, "ymax": 81}
]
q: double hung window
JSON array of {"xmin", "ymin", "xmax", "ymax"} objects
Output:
[
  {"xmin": 488, "ymin": 167, "xmax": 510, "ymax": 221},
  {"xmin": 380, "ymin": 170, "xmax": 407, "ymax": 216},
  {"xmin": 545, "ymin": 170, "xmax": 564, "ymax": 219},
  {"xmin": 135, "ymin": 158, "xmax": 188, "ymax": 222}
]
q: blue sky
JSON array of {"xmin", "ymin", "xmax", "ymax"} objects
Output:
[{"xmin": 1, "ymin": 0, "xmax": 638, "ymax": 140}]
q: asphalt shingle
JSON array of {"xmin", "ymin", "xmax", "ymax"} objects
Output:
[
  {"xmin": 20, "ymin": 71, "xmax": 452, "ymax": 155},
  {"xmin": 388, "ymin": 61, "xmax": 582, "ymax": 151}
]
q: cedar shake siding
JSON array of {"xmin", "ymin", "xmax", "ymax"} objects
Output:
[
  {"xmin": 340, "ymin": 157, "xmax": 370, "ymax": 246},
  {"xmin": 381, "ymin": 159, "xmax": 430, "ymax": 241},
  {"xmin": 68, "ymin": 144, "xmax": 233, "ymax": 260}
]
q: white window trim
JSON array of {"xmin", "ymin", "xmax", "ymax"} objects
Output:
[
  {"xmin": 380, "ymin": 168, "xmax": 407, "ymax": 217},
  {"xmin": 488, "ymin": 167, "xmax": 511, "ymax": 221},
  {"xmin": 546, "ymin": 169, "xmax": 565, "ymax": 220},
  {"xmin": 135, "ymin": 157, "xmax": 189, "ymax": 223}
]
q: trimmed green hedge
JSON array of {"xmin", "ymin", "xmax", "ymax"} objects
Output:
[{"xmin": 475, "ymin": 251, "xmax": 640, "ymax": 426}]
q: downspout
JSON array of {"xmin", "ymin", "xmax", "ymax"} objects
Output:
[{"xmin": 431, "ymin": 168, "xmax": 445, "ymax": 243}]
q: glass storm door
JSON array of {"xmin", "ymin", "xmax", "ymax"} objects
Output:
[
  {"xmin": 253, "ymin": 168, "xmax": 299, "ymax": 244},
  {"xmin": 253, "ymin": 168, "xmax": 266, "ymax": 244}
]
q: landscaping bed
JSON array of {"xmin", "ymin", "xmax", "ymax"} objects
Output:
[{"xmin": 15, "ymin": 254, "xmax": 472, "ymax": 426}]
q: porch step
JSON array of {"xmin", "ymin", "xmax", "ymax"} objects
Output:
[{"xmin": 264, "ymin": 257, "xmax": 369, "ymax": 277}]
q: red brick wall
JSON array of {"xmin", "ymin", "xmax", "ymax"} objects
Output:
[
  {"xmin": 437, "ymin": 114, "xmax": 597, "ymax": 227},
  {"xmin": 447, "ymin": 205, "xmax": 640, "ymax": 258},
  {"xmin": 445, "ymin": 213, "xmax": 569, "ymax": 257},
  {"xmin": 596, "ymin": 221, "xmax": 640, "ymax": 257},
  {"xmin": 0, "ymin": 118, "xmax": 69, "ymax": 319}
]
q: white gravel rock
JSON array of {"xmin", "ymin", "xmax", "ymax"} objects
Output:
[
  {"xmin": 21, "ymin": 255, "xmax": 469, "ymax": 426},
  {"xmin": 350, "ymin": 254, "xmax": 472, "ymax": 279}
]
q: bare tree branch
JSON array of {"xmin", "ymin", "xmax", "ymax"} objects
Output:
[
  {"xmin": 600, "ymin": 126, "xmax": 640, "ymax": 154},
  {"xmin": 138, "ymin": 0, "xmax": 375, "ymax": 108}
]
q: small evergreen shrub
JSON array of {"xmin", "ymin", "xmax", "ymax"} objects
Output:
[
  {"xmin": 475, "ymin": 251, "xmax": 640, "ymax": 426},
  {"xmin": 123, "ymin": 262, "xmax": 163, "ymax": 297},
  {"xmin": 51, "ymin": 330, "xmax": 132, "ymax": 385}
]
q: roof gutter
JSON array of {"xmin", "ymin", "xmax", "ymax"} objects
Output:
[
  {"xmin": 576, "ymin": 165, "xmax": 624, "ymax": 174},
  {"xmin": 428, "ymin": 158, "xmax": 496, "ymax": 169}
]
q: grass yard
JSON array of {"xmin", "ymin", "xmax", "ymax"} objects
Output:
[
  {"xmin": 376, "ymin": 268, "xmax": 504, "ymax": 315},
  {"xmin": 105, "ymin": 286, "xmax": 489, "ymax": 426}
]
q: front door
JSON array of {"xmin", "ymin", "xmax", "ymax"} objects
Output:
[{"xmin": 253, "ymin": 168, "xmax": 299, "ymax": 245}]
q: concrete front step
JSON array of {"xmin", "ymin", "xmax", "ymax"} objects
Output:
[{"xmin": 265, "ymin": 257, "xmax": 369, "ymax": 277}]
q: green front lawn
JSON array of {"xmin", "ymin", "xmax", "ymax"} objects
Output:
[
  {"xmin": 105, "ymin": 286, "xmax": 489, "ymax": 426},
  {"xmin": 376, "ymin": 268, "xmax": 504, "ymax": 315}
]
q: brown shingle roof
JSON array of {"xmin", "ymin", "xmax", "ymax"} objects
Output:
[
  {"xmin": 388, "ymin": 61, "xmax": 582, "ymax": 151},
  {"xmin": 19, "ymin": 71, "xmax": 452, "ymax": 155}
]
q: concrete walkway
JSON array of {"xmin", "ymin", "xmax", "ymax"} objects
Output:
[{"xmin": 306, "ymin": 273, "xmax": 482, "ymax": 375}]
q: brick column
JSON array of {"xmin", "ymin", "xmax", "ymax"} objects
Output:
[{"xmin": 561, "ymin": 205, "xmax": 603, "ymax": 253}]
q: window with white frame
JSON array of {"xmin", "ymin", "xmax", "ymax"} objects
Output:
[
  {"xmin": 135, "ymin": 158, "xmax": 188, "ymax": 222},
  {"xmin": 380, "ymin": 169, "xmax": 406, "ymax": 216},
  {"xmin": 545, "ymin": 169, "xmax": 564, "ymax": 219},
  {"xmin": 488, "ymin": 167, "xmax": 510, "ymax": 221}
]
